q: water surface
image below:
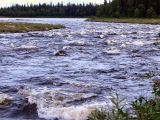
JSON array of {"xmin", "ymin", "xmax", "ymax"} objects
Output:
[{"xmin": 0, "ymin": 18, "xmax": 160, "ymax": 120}]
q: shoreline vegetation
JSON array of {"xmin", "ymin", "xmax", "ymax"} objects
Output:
[
  {"xmin": 88, "ymin": 80, "xmax": 160, "ymax": 120},
  {"xmin": 87, "ymin": 18, "xmax": 160, "ymax": 25},
  {"xmin": 0, "ymin": 22, "xmax": 65, "ymax": 33}
]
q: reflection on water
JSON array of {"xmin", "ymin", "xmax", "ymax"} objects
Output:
[{"xmin": 0, "ymin": 18, "xmax": 160, "ymax": 120}]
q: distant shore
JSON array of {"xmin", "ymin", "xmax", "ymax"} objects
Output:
[
  {"xmin": 0, "ymin": 16, "xmax": 90, "ymax": 18},
  {"xmin": 0, "ymin": 22, "xmax": 65, "ymax": 33},
  {"xmin": 86, "ymin": 18, "xmax": 160, "ymax": 25}
]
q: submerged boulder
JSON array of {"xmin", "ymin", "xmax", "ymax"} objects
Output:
[
  {"xmin": 130, "ymin": 32, "xmax": 137, "ymax": 34},
  {"xmin": 54, "ymin": 50, "xmax": 67, "ymax": 56},
  {"xmin": 0, "ymin": 94, "xmax": 12, "ymax": 106},
  {"xmin": 108, "ymin": 33, "xmax": 117, "ymax": 35}
]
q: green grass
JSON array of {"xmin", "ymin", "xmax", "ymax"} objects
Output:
[
  {"xmin": 87, "ymin": 18, "xmax": 160, "ymax": 25},
  {"xmin": 0, "ymin": 22, "xmax": 65, "ymax": 33}
]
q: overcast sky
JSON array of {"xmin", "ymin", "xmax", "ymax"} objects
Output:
[{"xmin": 0, "ymin": 0, "xmax": 104, "ymax": 7}]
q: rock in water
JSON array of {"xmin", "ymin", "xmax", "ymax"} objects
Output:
[
  {"xmin": 55, "ymin": 50, "xmax": 67, "ymax": 56},
  {"xmin": 0, "ymin": 94, "xmax": 12, "ymax": 106}
]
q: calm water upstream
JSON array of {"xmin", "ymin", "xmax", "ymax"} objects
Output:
[{"xmin": 0, "ymin": 18, "xmax": 160, "ymax": 120}]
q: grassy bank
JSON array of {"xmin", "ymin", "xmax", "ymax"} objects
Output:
[
  {"xmin": 0, "ymin": 22, "xmax": 65, "ymax": 33},
  {"xmin": 87, "ymin": 18, "xmax": 160, "ymax": 24}
]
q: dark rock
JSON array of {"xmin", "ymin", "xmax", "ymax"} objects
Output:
[
  {"xmin": 130, "ymin": 32, "xmax": 137, "ymax": 34},
  {"xmin": 55, "ymin": 50, "xmax": 67, "ymax": 56}
]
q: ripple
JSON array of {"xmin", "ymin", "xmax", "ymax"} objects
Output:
[{"xmin": 0, "ymin": 18, "xmax": 159, "ymax": 119}]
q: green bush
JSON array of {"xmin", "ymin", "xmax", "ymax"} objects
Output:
[
  {"xmin": 131, "ymin": 80, "xmax": 160, "ymax": 120},
  {"xmin": 134, "ymin": 5, "xmax": 146, "ymax": 18},
  {"xmin": 114, "ymin": 11, "xmax": 120, "ymax": 18},
  {"xmin": 134, "ymin": 8, "xmax": 140, "ymax": 18},
  {"xmin": 146, "ymin": 7, "xmax": 157, "ymax": 18},
  {"xmin": 96, "ymin": 6, "xmax": 105, "ymax": 17},
  {"xmin": 138, "ymin": 4, "xmax": 146, "ymax": 17},
  {"xmin": 127, "ymin": 8, "xmax": 134, "ymax": 17},
  {"xmin": 88, "ymin": 93, "xmax": 129, "ymax": 120},
  {"xmin": 88, "ymin": 109, "xmax": 106, "ymax": 120},
  {"xmin": 88, "ymin": 81, "xmax": 160, "ymax": 120}
]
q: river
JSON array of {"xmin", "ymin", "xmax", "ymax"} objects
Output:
[{"xmin": 0, "ymin": 18, "xmax": 160, "ymax": 120}]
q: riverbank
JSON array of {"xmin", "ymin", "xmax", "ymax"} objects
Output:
[
  {"xmin": 87, "ymin": 18, "xmax": 160, "ymax": 24},
  {"xmin": 0, "ymin": 22, "xmax": 65, "ymax": 33}
]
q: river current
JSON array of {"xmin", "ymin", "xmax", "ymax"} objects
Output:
[{"xmin": 0, "ymin": 18, "xmax": 160, "ymax": 120}]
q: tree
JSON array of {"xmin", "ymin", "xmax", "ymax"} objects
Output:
[
  {"xmin": 146, "ymin": 7, "xmax": 157, "ymax": 18},
  {"xmin": 134, "ymin": 8, "xmax": 140, "ymax": 17},
  {"xmin": 96, "ymin": 0, "xmax": 160, "ymax": 18},
  {"xmin": 0, "ymin": 3, "xmax": 98, "ymax": 17}
]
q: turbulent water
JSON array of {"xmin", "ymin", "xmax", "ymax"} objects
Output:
[{"xmin": 0, "ymin": 18, "xmax": 160, "ymax": 120}]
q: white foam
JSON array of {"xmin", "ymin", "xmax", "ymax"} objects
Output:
[
  {"xmin": 105, "ymin": 40, "xmax": 119, "ymax": 45},
  {"xmin": 37, "ymin": 102, "xmax": 105, "ymax": 120},
  {"xmin": 121, "ymin": 35, "xmax": 127, "ymax": 38},
  {"xmin": 100, "ymin": 35, "xmax": 105, "ymax": 38},
  {"xmin": 103, "ymin": 49, "xmax": 121, "ymax": 55},
  {"xmin": 62, "ymin": 46, "xmax": 72, "ymax": 50},
  {"xmin": 0, "ymin": 94, "xmax": 12, "ymax": 103},
  {"xmin": 18, "ymin": 86, "xmax": 110, "ymax": 120},
  {"xmin": 128, "ymin": 41, "xmax": 154, "ymax": 46},
  {"xmin": 120, "ymin": 44, "xmax": 126, "ymax": 48},
  {"xmin": 68, "ymin": 41, "xmax": 87, "ymax": 46},
  {"xmin": 132, "ymin": 41, "xmax": 144, "ymax": 45},
  {"xmin": 18, "ymin": 43, "xmax": 37, "ymax": 50}
]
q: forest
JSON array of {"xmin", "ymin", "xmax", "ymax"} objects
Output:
[
  {"xmin": 97, "ymin": 0, "xmax": 160, "ymax": 18},
  {"xmin": 0, "ymin": 3, "xmax": 99, "ymax": 17},
  {"xmin": 0, "ymin": 0, "xmax": 160, "ymax": 18}
]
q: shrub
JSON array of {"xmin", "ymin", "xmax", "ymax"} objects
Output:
[
  {"xmin": 88, "ymin": 93, "xmax": 129, "ymax": 120},
  {"xmin": 114, "ymin": 11, "xmax": 120, "ymax": 18},
  {"xmin": 132, "ymin": 80, "xmax": 160, "ymax": 120},
  {"xmin": 134, "ymin": 8, "xmax": 140, "ymax": 18},
  {"xmin": 138, "ymin": 4, "xmax": 146, "ymax": 17},
  {"xmin": 88, "ymin": 81, "xmax": 160, "ymax": 120},
  {"xmin": 88, "ymin": 109, "xmax": 106, "ymax": 120},
  {"xmin": 146, "ymin": 7, "xmax": 157, "ymax": 18},
  {"xmin": 134, "ymin": 4, "xmax": 146, "ymax": 18}
]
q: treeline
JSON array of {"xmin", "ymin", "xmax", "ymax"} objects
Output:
[
  {"xmin": 97, "ymin": 0, "xmax": 160, "ymax": 18},
  {"xmin": 0, "ymin": 3, "xmax": 99, "ymax": 17}
]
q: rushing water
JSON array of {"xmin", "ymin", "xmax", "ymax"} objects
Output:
[{"xmin": 0, "ymin": 18, "xmax": 160, "ymax": 120}]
